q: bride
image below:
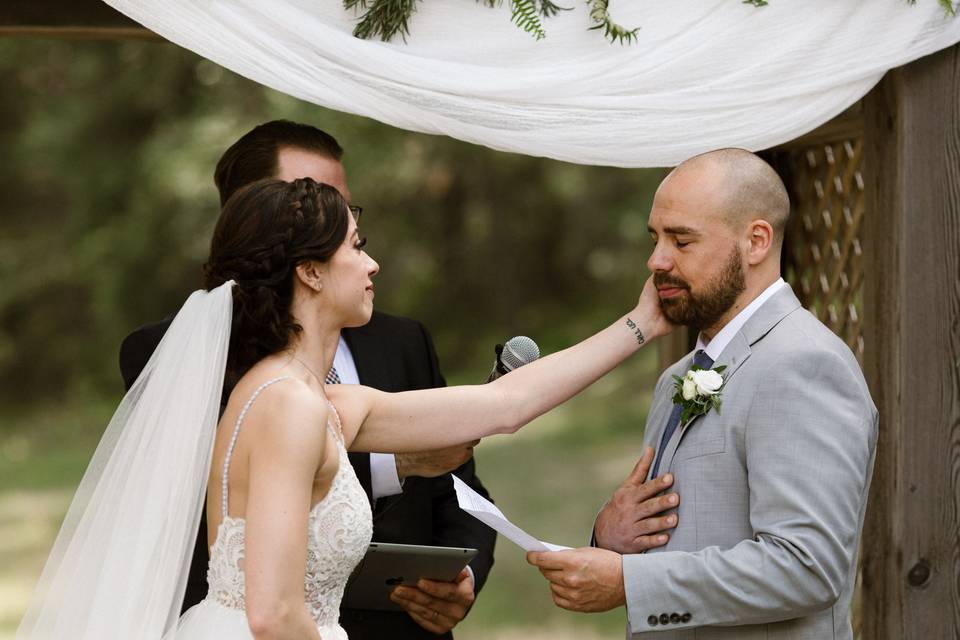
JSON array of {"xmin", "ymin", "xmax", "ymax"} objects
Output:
[{"xmin": 17, "ymin": 177, "xmax": 670, "ymax": 639}]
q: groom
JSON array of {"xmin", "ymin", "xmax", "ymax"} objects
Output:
[
  {"xmin": 528, "ymin": 149, "xmax": 877, "ymax": 638},
  {"xmin": 119, "ymin": 120, "xmax": 495, "ymax": 639}
]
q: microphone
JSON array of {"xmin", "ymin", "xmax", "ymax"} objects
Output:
[{"xmin": 486, "ymin": 336, "xmax": 541, "ymax": 383}]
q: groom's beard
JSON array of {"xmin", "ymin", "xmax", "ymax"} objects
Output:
[{"xmin": 655, "ymin": 245, "xmax": 746, "ymax": 331}]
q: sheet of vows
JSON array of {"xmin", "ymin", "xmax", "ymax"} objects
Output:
[{"xmin": 452, "ymin": 475, "xmax": 570, "ymax": 552}]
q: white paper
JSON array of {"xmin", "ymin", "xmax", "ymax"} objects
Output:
[{"xmin": 452, "ymin": 475, "xmax": 570, "ymax": 553}]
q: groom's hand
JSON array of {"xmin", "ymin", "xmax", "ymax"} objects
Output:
[
  {"xmin": 594, "ymin": 446, "xmax": 679, "ymax": 553},
  {"xmin": 389, "ymin": 568, "xmax": 475, "ymax": 633},
  {"xmin": 527, "ymin": 548, "xmax": 625, "ymax": 612},
  {"xmin": 395, "ymin": 441, "xmax": 480, "ymax": 480}
]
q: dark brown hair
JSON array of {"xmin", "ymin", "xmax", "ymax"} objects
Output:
[
  {"xmin": 213, "ymin": 120, "xmax": 344, "ymax": 207},
  {"xmin": 203, "ymin": 177, "xmax": 350, "ymax": 378}
]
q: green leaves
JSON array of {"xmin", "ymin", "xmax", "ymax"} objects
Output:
[
  {"xmin": 345, "ymin": 0, "xmax": 955, "ymax": 45},
  {"xmin": 347, "ymin": 0, "xmax": 420, "ymax": 42},
  {"xmin": 587, "ymin": 0, "xmax": 640, "ymax": 45},
  {"xmin": 539, "ymin": 0, "xmax": 572, "ymax": 18},
  {"xmin": 511, "ymin": 0, "xmax": 546, "ymax": 41},
  {"xmin": 918, "ymin": 0, "xmax": 958, "ymax": 15}
]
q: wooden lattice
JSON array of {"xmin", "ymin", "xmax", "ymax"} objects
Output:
[
  {"xmin": 768, "ymin": 135, "xmax": 867, "ymax": 639},
  {"xmin": 777, "ymin": 139, "xmax": 866, "ymax": 365}
]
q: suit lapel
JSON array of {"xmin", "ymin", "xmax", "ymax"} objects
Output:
[
  {"xmin": 644, "ymin": 355, "xmax": 693, "ymax": 480},
  {"xmin": 654, "ymin": 285, "xmax": 803, "ymax": 474}
]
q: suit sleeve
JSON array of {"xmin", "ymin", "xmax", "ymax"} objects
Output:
[
  {"xmin": 118, "ymin": 322, "xmax": 166, "ymax": 391},
  {"xmin": 431, "ymin": 457, "xmax": 497, "ymax": 593},
  {"xmin": 622, "ymin": 347, "xmax": 876, "ymax": 632},
  {"xmin": 416, "ymin": 321, "xmax": 497, "ymax": 593}
]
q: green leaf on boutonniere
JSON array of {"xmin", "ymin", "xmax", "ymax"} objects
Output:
[{"xmin": 670, "ymin": 365, "xmax": 727, "ymax": 427}]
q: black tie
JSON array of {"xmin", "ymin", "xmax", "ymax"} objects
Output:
[{"xmin": 650, "ymin": 349, "xmax": 714, "ymax": 478}]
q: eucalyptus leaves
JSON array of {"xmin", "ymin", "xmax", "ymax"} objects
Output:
[{"xmin": 343, "ymin": 0, "xmax": 957, "ymax": 45}]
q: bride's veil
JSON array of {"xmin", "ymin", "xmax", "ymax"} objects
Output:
[{"xmin": 16, "ymin": 281, "xmax": 235, "ymax": 639}]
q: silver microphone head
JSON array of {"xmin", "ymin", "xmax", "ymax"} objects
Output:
[{"xmin": 500, "ymin": 336, "xmax": 540, "ymax": 372}]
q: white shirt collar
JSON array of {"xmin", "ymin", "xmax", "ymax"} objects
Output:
[
  {"xmin": 696, "ymin": 278, "xmax": 787, "ymax": 362},
  {"xmin": 332, "ymin": 334, "xmax": 360, "ymax": 385}
]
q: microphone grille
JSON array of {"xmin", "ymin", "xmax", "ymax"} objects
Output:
[{"xmin": 501, "ymin": 336, "xmax": 540, "ymax": 372}]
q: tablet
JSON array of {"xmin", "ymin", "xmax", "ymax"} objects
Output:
[{"xmin": 342, "ymin": 542, "xmax": 478, "ymax": 611}]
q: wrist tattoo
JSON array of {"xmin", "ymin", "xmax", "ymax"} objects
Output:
[{"xmin": 625, "ymin": 318, "xmax": 645, "ymax": 345}]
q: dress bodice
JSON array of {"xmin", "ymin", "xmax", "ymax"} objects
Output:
[{"xmin": 204, "ymin": 377, "xmax": 373, "ymax": 637}]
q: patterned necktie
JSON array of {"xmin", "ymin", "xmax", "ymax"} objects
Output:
[
  {"xmin": 650, "ymin": 349, "xmax": 714, "ymax": 479},
  {"xmin": 325, "ymin": 365, "xmax": 341, "ymax": 385}
]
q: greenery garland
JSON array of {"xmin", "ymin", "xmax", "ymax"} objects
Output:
[{"xmin": 344, "ymin": 0, "xmax": 957, "ymax": 45}]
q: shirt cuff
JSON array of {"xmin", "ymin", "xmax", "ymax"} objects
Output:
[{"xmin": 370, "ymin": 453, "xmax": 403, "ymax": 499}]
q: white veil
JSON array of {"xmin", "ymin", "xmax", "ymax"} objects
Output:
[{"xmin": 16, "ymin": 281, "xmax": 235, "ymax": 639}]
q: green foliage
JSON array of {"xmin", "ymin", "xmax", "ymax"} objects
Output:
[
  {"xmin": 0, "ymin": 37, "xmax": 663, "ymax": 413},
  {"xmin": 908, "ymin": 0, "xmax": 958, "ymax": 14},
  {"xmin": 343, "ymin": 0, "xmax": 954, "ymax": 44},
  {"xmin": 539, "ymin": 0, "xmax": 572, "ymax": 18},
  {"xmin": 586, "ymin": 0, "xmax": 640, "ymax": 45},
  {"xmin": 511, "ymin": 0, "xmax": 546, "ymax": 41},
  {"xmin": 347, "ymin": 0, "xmax": 420, "ymax": 42}
]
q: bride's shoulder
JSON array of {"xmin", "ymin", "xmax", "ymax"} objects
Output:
[{"xmin": 227, "ymin": 373, "xmax": 330, "ymax": 448}]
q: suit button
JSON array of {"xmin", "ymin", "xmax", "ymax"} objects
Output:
[
  {"xmin": 647, "ymin": 615, "xmax": 659, "ymax": 626},
  {"xmin": 681, "ymin": 612, "xmax": 692, "ymax": 623},
  {"xmin": 659, "ymin": 613, "xmax": 670, "ymax": 625},
  {"xmin": 670, "ymin": 613, "xmax": 681, "ymax": 624}
]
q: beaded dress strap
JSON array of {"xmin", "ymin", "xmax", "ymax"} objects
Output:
[
  {"xmin": 221, "ymin": 376, "xmax": 292, "ymax": 520},
  {"xmin": 325, "ymin": 400, "xmax": 346, "ymax": 446}
]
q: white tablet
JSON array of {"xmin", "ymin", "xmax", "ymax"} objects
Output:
[{"xmin": 342, "ymin": 542, "xmax": 478, "ymax": 611}]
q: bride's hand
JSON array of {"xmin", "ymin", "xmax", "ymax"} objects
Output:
[{"xmin": 630, "ymin": 276, "xmax": 674, "ymax": 341}]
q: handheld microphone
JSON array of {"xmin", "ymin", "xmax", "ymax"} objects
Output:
[{"xmin": 486, "ymin": 336, "xmax": 541, "ymax": 383}]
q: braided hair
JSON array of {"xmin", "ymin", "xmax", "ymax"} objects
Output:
[{"xmin": 203, "ymin": 177, "xmax": 350, "ymax": 379}]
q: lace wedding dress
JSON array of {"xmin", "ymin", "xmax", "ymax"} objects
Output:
[{"xmin": 167, "ymin": 377, "xmax": 373, "ymax": 640}]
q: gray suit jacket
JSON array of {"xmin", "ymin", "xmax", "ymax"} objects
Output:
[{"xmin": 621, "ymin": 285, "xmax": 877, "ymax": 638}]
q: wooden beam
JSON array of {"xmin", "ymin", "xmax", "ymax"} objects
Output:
[
  {"xmin": 768, "ymin": 102, "xmax": 864, "ymax": 152},
  {"xmin": 861, "ymin": 43, "xmax": 960, "ymax": 639},
  {"xmin": 0, "ymin": 0, "xmax": 155, "ymax": 38}
]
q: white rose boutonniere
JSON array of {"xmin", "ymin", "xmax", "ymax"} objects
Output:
[{"xmin": 671, "ymin": 363, "xmax": 727, "ymax": 427}]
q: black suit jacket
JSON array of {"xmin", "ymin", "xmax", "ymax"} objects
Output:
[{"xmin": 119, "ymin": 310, "xmax": 496, "ymax": 640}]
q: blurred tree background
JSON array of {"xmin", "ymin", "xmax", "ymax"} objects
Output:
[{"xmin": 0, "ymin": 37, "xmax": 665, "ymax": 638}]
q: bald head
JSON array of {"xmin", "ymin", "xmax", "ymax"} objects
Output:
[{"xmin": 670, "ymin": 148, "xmax": 790, "ymax": 246}]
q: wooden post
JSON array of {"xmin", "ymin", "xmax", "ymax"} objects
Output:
[
  {"xmin": 861, "ymin": 43, "xmax": 960, "ymax": 638},
  {"xmin": 657, "ymin": 325, "xmax": 692, "ymax": 373}
]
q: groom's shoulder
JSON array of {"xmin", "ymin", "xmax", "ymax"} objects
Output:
[
  {"xmin": 769, "ymin": 305, "xmax": 857, "ymax": 364},
  {"xmin": 757, "ymin": 306, "xmax": 871, "ymax": 399}
]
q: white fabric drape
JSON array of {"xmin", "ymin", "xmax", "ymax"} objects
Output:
[
  {"xmin": 103, "ymin": 1, "xmax": 959, "ymax": 166},
  {"xmin": 17, "ymin": 283, "xmax": 233, "ymax": 639}
]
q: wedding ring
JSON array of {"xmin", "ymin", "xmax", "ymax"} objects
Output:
[{"xmin": 432, "ymin": 610, "xmax": 439, "ymax": 621}]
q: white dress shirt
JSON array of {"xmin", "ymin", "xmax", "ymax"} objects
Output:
[
  {"xmin": 696, "ymin": 278, "xmax": 787, "ymax": 361},
  {"xmin": 333, "ymin": 335, "xmax": 404, "ymax": 499}
]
